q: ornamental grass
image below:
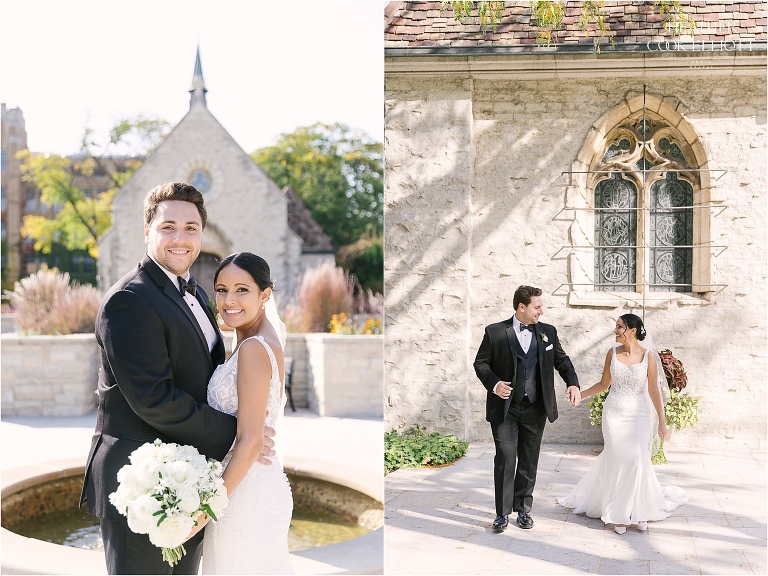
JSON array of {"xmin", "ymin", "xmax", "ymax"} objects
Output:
[
  {"xmin": 4, "ymin": 267, "xmax": 102, "ymax": 335},
  {"xmin": 292, "ymin": 262, "xmax": 355, "ymax": 333}
]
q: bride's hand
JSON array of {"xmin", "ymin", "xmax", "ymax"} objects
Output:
[
  {"xmin": 184, "ymin": 513, "xmax": 210, "ymax": 542},
  {"xmin": 658, "ymin": 422, "xmax": 667, "ymax": 441}
]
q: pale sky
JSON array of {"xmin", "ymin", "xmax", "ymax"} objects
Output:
[{"xmin": 1, "ymin": 1, "xmax": 384, "ymax": 156}]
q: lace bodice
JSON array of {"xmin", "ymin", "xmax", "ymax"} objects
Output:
[
  {"xmin": 609, "ymin": 347, "xmax": 649, "ymax": 397},
  {"xmin": 207, "ymin": 335, "xmax": 285, "ymax": 430}
]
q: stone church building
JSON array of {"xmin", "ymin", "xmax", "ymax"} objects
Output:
[
  {"xmin": 384, "ymin": 2, "xmax": 766, "ymax": 450},
  {"xmin": 99, "ymin": 50, "xmax": 334, "ymax": 295}
]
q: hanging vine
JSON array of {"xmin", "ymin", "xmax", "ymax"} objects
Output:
[
  {"xmin": 655, "ymin": 0, "xmax": 698, "ymax": 35},
  {"xmin": 578, "ymin": 1, "xmax": 614, "ymax": 53},
  {"xmin": 439, "ymin": 1, "xmax": 697, "ymax": 51},
  {"xmin": 529, "ymin": 0, "xmax": 566, "ymax": 46},
  {"xmin": 440, "ymin": 1, "xmax": 506, "ymax": 32}
]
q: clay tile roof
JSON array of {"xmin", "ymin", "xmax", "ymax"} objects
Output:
[
  {"xmin": 283, "ymin": 186, "xmax": 335, "ymax": 253},
  {"xmin": 385, "ymin": 1, "xmax": 767, "ymax": 48}
]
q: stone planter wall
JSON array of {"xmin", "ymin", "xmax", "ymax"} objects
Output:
[
  {"xmin": 1, "ymin": 313, "xmax": 17, "ymax": 334},
  {"xmin": 306, "ymin": 334, "xmax": 384, "ymax": 418},
  {"xmin": 2, "ymin": 332, "xmax": 383, "ymax": 418},
  {"xmin": 1, "ymin": 334, "xmax": 100, "ymax": 417}
]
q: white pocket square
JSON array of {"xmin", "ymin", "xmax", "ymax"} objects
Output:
[{"xmin": 546, "ymin": 344, "xmax": 553, "ymax": 351}]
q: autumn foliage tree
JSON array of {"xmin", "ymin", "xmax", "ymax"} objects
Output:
[{"xmin": 18, "ymin": 116, "xmax": 169, "ymax": 259}]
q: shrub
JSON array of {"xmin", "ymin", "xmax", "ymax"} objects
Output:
[
  {"xmin": 336, "ymin": 232, "xmax": 383, "ymax": 295},
  {"xmin": 293, "ymin": 262, "xmax": 355, "ymax": 332},
  {"xmin": 665, "ymin": 387, "xmax": 701, "ymax": 431},
  {"xmin": 3, "ymin": 267, "xmax": 102, "ymax": 334},
  {"xmin": 385, "ymin": 426, "xmax": 468, "ymax": 474}
]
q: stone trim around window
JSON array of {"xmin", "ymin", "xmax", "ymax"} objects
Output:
[{"xmin": 566, "ymin": 92, "xmax": 718, "ymax": 308}]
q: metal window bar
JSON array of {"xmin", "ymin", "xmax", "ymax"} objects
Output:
[
  {"xmin": 555, "ymin": 85, "xmax": 730, "ymax": 320},
  {"xmin": 554, "ymin": 282, "xmax": 728, "ymax": 296},
  {"xmin": 555, "ymin": 244, "xmax": 728, "ymax": 256}
]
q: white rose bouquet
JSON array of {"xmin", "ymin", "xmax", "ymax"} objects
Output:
[{"xmin": 109, "ymin": 439, "xmax": 229, "ymax": 566}]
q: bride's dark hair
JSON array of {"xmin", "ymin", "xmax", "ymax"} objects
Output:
[
  {"xmin": 619, "ymin": 313, "xmax": 646, "ymax": 341},
  {"xmin": 214, "ymin": 252, "xmax": 275, "ymax": 292}
]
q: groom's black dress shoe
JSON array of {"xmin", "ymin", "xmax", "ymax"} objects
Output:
[
  {"xmin": 492, "ymin": 515, "xmax": 509, "ymax": 532},
  {"xmin": 517, "ymin": 511, "xmax": 534, "ymax": 529}
]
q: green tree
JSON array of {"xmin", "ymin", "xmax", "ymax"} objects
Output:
[
  {"xmin": 18, "ymin": 115, "xmax": 169, "ymax": 259},
  {"xmin": 251, "ymin": 123, "xmax": 383, "ymax": 248},
  {"xmin": 336, "ymin": 229, "xmax": 383, "ymax": 295}
]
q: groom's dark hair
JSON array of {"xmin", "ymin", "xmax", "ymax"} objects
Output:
[
  {"xmin": 513, "ymin": 285, "xmax": 542, "ymax": 311},
  {"xmin": 144, "ymin": 182, "xmax": 207, "ymax": 228}
]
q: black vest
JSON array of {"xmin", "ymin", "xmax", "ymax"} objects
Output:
[{"xmin": 511, "ymin": 330, "xmax": 541, "ymax": 405}]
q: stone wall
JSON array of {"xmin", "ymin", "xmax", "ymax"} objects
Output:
[
  {"xmin": 306, "ymin": 334, "xmax": 384, "ymax": 418},
  {"xmin": 384, "ymin": 56, "xmax": 767, "ymax": 449},
  {"xmin": 1, "ymin": 332, "xmax": 382, "ymax": 418},
  {"xmin": 1, "ymin": 334, "xmax": 100, "ymax": 417}
]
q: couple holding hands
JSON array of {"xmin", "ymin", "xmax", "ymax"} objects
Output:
[{"xmin": 474, "ymin": 285, "xmax": 687, "ymax": 536}]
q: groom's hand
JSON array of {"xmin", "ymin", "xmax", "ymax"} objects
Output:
[
  {"xmin": 256, "ymin": 425, "xmax": 277, "ymax": 466},
  {"xmin": 566, "ymin": 386, "xmax": 581, "ymax": 407},
  {"xmin": 494, "ymin": 381, "xmax": 512, "ymax": 399}
]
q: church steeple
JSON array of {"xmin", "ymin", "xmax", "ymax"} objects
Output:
[{"xmin": 189, "ymin": 46, "xmax": 207, "ymax": 108}]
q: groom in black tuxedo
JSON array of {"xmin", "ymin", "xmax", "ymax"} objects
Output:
[
  {"xmin": 474, "ymin": 285, "xmax": 580, "ymax": 532},
  {"xmin": 80, "ymin": 182, "xmax": 274, "ymax": 574}
]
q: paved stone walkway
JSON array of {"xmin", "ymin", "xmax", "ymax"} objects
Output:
[{"xmin": 385, "ymin": 443, "xmax": 766, "ymax": 575}]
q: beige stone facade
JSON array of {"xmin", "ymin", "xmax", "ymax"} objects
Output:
[{"xmin": 384, "ymin": 14, "xmax": 767, "ymax": 448}]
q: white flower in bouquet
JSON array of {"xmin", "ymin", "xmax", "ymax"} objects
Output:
[
  {"xmin": 148, "ymin": 514, "xmax": 196, "ymax": 549},
  {"xmin": 157, "ymin": 442, "xmax": 182, "ymax": 463},
  {"xmin": 116, "ymin": 465, "xmax": 152, "ymax": 500},
  {"xmin": 133, "ymin": 456, "xmax": 162, "ymax": 489},
  {"xmin": 175, "ymin": 486, "xmax": 202, "ymax": 515},
  {"xmin": 127, "ymin": 494, "xmax": 162, "ymax": 534},
  {"xmin": 129, "ymin": 441, "xmax": 161, "ymax": 464},
  {"xmin": 161, "ymin": 460, "xmax": 198, "ymax": 489},
  {"xmin": 108, "ymin": 484, "xmax": 135, "ymax": 515}
]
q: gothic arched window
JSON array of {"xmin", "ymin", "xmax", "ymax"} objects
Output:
[{"xmin": 592, "ymin": 115, "xmax": 697, "ymax": 293}]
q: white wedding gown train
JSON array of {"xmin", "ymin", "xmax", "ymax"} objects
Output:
[
  {"xmin": 202, "ymin": 335, "xmax": 294, "ymax": 574},
  {"xmin": 557, "ymin": 348, "xmax": 687, "ymax": 526}
]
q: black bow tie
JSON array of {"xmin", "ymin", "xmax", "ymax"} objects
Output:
[
  {"xmin": 178, "ymin": 275, "xmax": 197, "ymax": 297},
  {"xmin": 519, "ymin": 323, "xmax": 533, "ymax": 333}
]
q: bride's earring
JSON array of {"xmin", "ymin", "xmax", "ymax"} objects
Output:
[{"xmin": 262, "ymin": 302, "xmax": 267, "ymax": 310}]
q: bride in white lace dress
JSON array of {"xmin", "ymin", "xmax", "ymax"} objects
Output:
[
  {"xmin": 557, "ymin": 314, "xmax": 687, "ymax": 534},
  {"xmin": 189, "ymin": 252, "xmax": 294, "ymax": 574}
]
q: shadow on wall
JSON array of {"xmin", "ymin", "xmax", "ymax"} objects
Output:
[{"xmin": 383, "ymin": 76, "xmax": 766, "ymax": 446}]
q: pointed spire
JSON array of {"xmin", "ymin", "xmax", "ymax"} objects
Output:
[{"xmin": 189, "ymin": 45, "xmax": 207, "ymax": 109}]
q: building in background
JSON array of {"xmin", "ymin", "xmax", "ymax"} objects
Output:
[
  {"xmin": 99, "ymin": 50, "xmax": 334, "ymax": 294},
  {"xmin": 384, "ymin": 1, "xmax": 767, "ymax": 450}
]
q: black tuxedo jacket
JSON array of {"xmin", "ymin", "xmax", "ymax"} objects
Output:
[
  {"xmin": 80, "ymin": 255, "xmax": 237, "ymax": 520},
  {"xmin": 474, "ymin": 318, "xmax": 579, "ymax": 425}
]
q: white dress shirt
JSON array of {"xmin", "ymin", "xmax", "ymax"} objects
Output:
[
  {"xmin": 149, "ymin": 256, "xmax": 218, "ymax": 353},
  {"xmin": 493, "ymin": 315, "xmax": 534, "ymax": 395}
]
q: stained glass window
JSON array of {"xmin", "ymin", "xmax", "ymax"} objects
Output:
[
  {"xmin": 190, "ymin": 170, "xmax": 212, "ymax": 193},
  {"xmin": 649, "ymin": 172, "xmax": 693, "ymax": 292},
  {"xmin": 595, "ymin": 173, "xmax": 637, "ymax": 292}
]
